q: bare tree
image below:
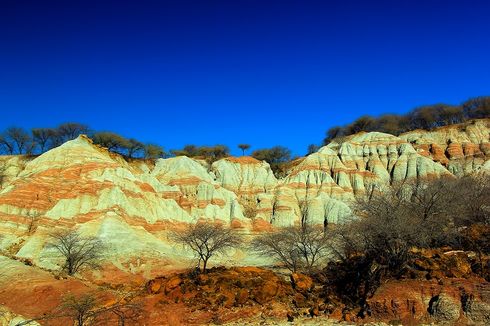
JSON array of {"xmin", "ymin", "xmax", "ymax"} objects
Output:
[
  {"xmin": 238, "ymin": 144, "xmax": 250, "ymax": 156},
  {"xmin": 322, "ymin": 175, "xmax": 490, "ymax": 312},
  {"xmin": 333, "ymin": 178, "xmax": 462, "ymax": 278},
  {"xmin": 252, "ymin": 228, "xmax": 302, "ymax": 273},
  {"xmin": 15, "ymin": 291, "xmax": 143, "ymax": 326},
  {"xmin": 60, "ymin": 293, "xmax": 99, "ymax": 326},
  {"xmin": 126, "ymin": 138, "xmax": 144, "ymax": 158},
  {"xmin": 0, "ymin": 127, "xmax": 33, "ymax": 154},
  {"xmin": 173, "ymin": 222, "xmax": 242, "ymax": 273},
  {"xmin": 454, "ymin": 174, "xmax": 490, "ymax": 226},
  {"xmin": 56, "ymin": 291, "xmax": 143, "ymax": 326},
  {"xmin": 49, "ymin": 230, "xmax": 104, "ymax": 275},
  {"xmin": 352, "ymin": 183, "xmax": 429, "ymax": 275},
  {"xmin": 306, "ymin": 144, "xmax": 319, "ymax": 155},
  {"xmin": 0, "ymin": 134, "xmax": 15, "ymax": 154},
  {"xmin": 31, "ymin": 128, "xmax": 57, "ymax": 153},
  {"xmin": 56, "ymin": 123, "xmax": 90, "ymax": 143},
  {"xmin": 252, "ymin": 223, "xmax": 330, "ymax": 274}
]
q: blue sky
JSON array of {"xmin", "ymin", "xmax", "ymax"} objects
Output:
[{"xmin": 1, "ymin": 0, "xmax": 489, "ymax": 156}]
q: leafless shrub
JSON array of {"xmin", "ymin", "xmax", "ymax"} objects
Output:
[
  {"xmin": 252, "ymin": 223, "xmax": 330, "ymax": 274},
  {"xmin": 25, "ymin": 212, "xmax": 40, "ymax": 234},
  {"xmin": 49, "ymin": 230, "xmax": 105, "ymax": 275},
  {"xmin": 173, "ymin": 222, "xmax": 242, "ymax": 273},
  {"xmin": 53, "ymin": 291, "xmax": 144, "ymax": 326},
  {"xmin": 345, "ymin": 179, "xmax": 460, "ymax": 275},
  {"xmin": 60, "ymin": 293, "xmax": 99, "ymax": 326},
  {"xmin": 453, "ymin": 174, "xmax": 490, "ymax": 226},
  {"xmin": 322, "ymin": 175, "xmax": 490, "ymax": 311}
]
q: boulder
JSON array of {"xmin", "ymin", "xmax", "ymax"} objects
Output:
[{"xmin": 290, "ymin": 273, "xmax": 313, "ymax": 293}]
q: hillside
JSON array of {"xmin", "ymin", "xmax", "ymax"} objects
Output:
[
  {"xmin": 0, "ymin": 119, "xmax": 489, "ymax": 325},
  {"xmin": 0, "ymin": 120, "xmax": 488, "ymax": 266}
]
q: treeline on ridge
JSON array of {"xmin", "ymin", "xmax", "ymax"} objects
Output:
[
  {"xmin": 0, "ymin": 122, "xmax": 166, "ymax": 159},
  {"xmin": 0, "ymin": 123, "xmax": 293, "ymax": 176},
  {"xmin": 323, "ymin": 96, "xmax": 490, "ymax": 144}
]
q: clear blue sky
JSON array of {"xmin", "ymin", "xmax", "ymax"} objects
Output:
[{"xmin": 1, "ymin": 0, "xmax": 489, "ymax": 156}]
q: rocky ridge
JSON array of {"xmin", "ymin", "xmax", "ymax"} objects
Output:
[
  {"xmin": 0, "ymin": 119, "xmax": 489, "ymax": 272},
  {"xmin": 400, "ymin": 119, "xmax": 490, "ymax": 175}
]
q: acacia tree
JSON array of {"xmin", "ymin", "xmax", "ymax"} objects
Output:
[
  {"xmin": 238, "ymin": 144, "xmax": 250, "ymax": 156},
  {"xmin": 92, "ymin": 132, "xmax": 130, "ymax": 153},
  {"xmin": 252, "ymin": 146, "xmax": 291, "ymax": 177},
  {"xmin": 126, "ymin": 138, "xmax": 144, "ymax": 158},
  {"xmin": 173, "ymin": 222, "xmax": 242, "ymax": 273},
  {"xmin": 49, "ymin": 230, "xmax": 104, "ymax": 275},
  {"xmin": 144, "ymin": 143, "xmax": 165, "ymax": 159}
]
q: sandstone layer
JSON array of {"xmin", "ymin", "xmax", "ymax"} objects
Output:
[{"xmin": 0, "ymin": 120, "xmax": 488, "ymax": 274}]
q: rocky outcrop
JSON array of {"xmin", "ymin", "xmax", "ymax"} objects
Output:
[
  {"xmin": 270, "ymin": 131, "xmax": 451, "ymax": 226},
  {"xmin": 0, "ymin": 120, "xmax": 489, "ymax": 272},
  {"xmin": 400, "ymin": 119, "xmax": 490, "ymax": 175},
  {"xmin": 366, "ymin": 278, "xmax": 490, "ymax": 325}
]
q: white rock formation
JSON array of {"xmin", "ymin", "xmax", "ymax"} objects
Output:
[{"xmin": 0, "ymin": 120, "xmax": 488, "ymax": 270}]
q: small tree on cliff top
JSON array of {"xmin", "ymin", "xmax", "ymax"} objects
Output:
[
  {"xmin": 238, "ymin": 144, "xmax": 250, "ymax": 156},
  {"xmin": 173, "ymin": 222, "xmax": 242, "ymax": 273}
]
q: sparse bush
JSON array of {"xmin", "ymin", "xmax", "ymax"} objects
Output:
[
  {"xmin": 144, "ymin": 143, "xmax": 165, "ymax": 159},
  {"xmin": 306, "ymin": 144, "xmax": 320, "ymax": 155},
  {"xmin": 171, "ymin": 144, "xmax": 230, "ymax": 163},
  {"xmin": 0, "ymin": 127, "xmax": 34, "ymax": 154},
  {"xmin": 252, "ymin": 223, "xmax": 330, "ymax": 274},
  {"xmin": 92, "ymin": 131, "xmax": 131, "ymax": 154},
  {"xmin": 173, "ymin": 222, "xmax": 242, "ymax": 273},
  {"xmin": 32, "ymin": 128, "xmax": 57, "ymax": 152},
  {"xmin": 252, "ymin": 146, "xmax": 291, "ymax": 177},
  {"xmin": 323, "ymin": 175, "xmax": 490, "ymax": 309},
  {"xmin": 343, "ymin": 179, "xmax": 459, "ymax": 276},
  {"xmin": 49, "ymin": 230, "xmax": 104, "ymax": 275},
  {"xmin": 61, "ymin": 293, "xmax": 99, "ymax": 326},
  {"xmin": 56, "ymin": 291, "xmax": 143, "ymax": 326},
  {"xmin": 126, "ymin": 138, "xmax": 144, "ymax": 158},
  {"xmin": 56, "ymin": 122, "xmax": 90, "ymax": 143},
  {"xmin": 462, "ymin": 96, "xmax": 490, "ymax": 119}
]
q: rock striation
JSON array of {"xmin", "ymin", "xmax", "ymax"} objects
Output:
[
  {"xmin": 0, "ymin": 119, "xmax": 489, "ymax": 271},
  {"xmin": 400, "ymin": 119, "xmax": 490, "ymax": 175}
]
